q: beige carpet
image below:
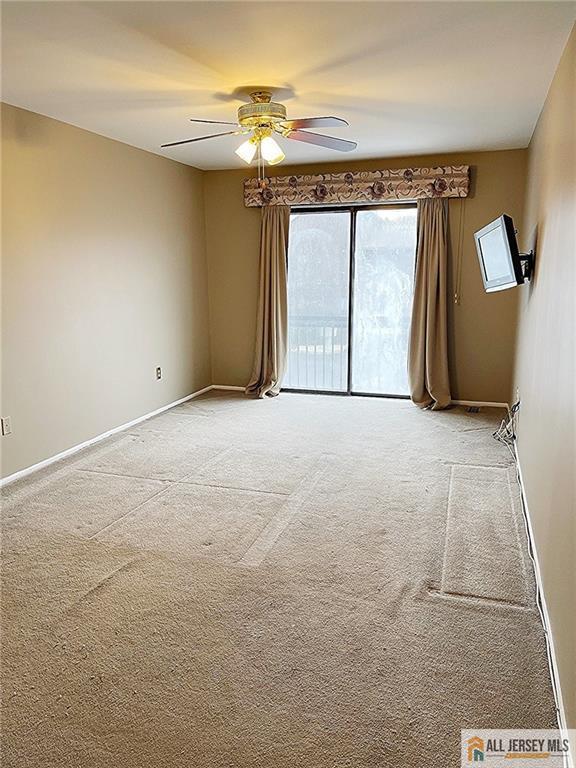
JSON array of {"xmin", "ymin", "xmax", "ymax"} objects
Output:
[{"xmin": 1, "ymin": 391, "xmax": 557, "ymax": 767}]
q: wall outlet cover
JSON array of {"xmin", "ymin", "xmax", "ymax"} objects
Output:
[{"xmin": 1, "ymin": 417, "xmax": 12, "ymax": 436}]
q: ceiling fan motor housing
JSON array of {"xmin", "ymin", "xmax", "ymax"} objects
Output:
[{"xmin": 237, "ymin": 91, "xmax": 287, "ymax": 127}]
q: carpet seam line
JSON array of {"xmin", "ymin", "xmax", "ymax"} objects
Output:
[
  {"xmin": 87, "ymin": 483, "xmax": 174, "ymax": 540},
  {"xmin": 238, "ymin": 457, "xmax": 326, "ymax": 567},
  {"xmin": 439, "ymin": 464, "xmax": 455, "ymax": 593}
]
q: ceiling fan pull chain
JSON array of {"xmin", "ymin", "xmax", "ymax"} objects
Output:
[{"xmin": 258, "ymin": 142, "xmax": 266, "ymax": 185}]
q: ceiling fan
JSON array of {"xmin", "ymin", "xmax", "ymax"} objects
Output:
[{"xmin": 161, "ymin": 90, "xmax": 357, "ymax": 166}]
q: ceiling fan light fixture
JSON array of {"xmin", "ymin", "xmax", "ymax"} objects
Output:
[
  {"xmin": 235, "ymin": 138, "xmax": 257, "ymax": 164},
  {"xmin": 260, "ymin": 135, "xmax": 285, "ymax": 165},
  {"xmin": 163, "ymin": 90, "xmax": 356, "ymax": 162}
]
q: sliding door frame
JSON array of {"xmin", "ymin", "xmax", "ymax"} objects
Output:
[{"xmin": 282, "ymin": 202, "xmax": 416, "ymax": 399}]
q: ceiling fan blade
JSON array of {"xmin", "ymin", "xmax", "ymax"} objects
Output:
[
  {"xmin": 161, "ymin": 130, "xmax": 241, "ymax": 148},
  {"xmin": 281, "ymin": 129, "xmax": 357, "ymax": 152},
  {"xmin": 189, "ymin": 118, "xmax": 238, "ymax": 126},
  {"xmin": 279, "ymin": 116, "xmax": 349, "ymax": 130}
]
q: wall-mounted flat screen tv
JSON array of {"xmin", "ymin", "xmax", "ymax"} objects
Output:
[{"xmin": 474, "ymin": 214, "xmax": 525, "ymax": 292}]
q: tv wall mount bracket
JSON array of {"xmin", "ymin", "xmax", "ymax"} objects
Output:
[
  {"xmin": 519, "ymin": 250, "xmax": 535, "ymax": 281},
  {"xmin": 514, "ymin": 226, "xmax": 535, "ymax": 281}
]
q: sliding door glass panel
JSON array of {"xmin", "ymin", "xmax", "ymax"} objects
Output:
[
  {"xmin": 284, "ymin": 212, "xmax": 350, "ymax": 391},
  {"xmin": 352, "ymin": 208, "xmax": 417, "ymax": 395}
]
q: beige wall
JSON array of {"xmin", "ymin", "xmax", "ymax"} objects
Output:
[
  {"xmin": 1, "ymin": 108, "xmax": 528, "ymax": 482},
  {"xmin": 1, "ymin": 104, "xmax": 211, "ymax": 478},
  {"xmin": 513, "ymin": 27, "xmax": 575, "ymax": 727},
  {"xmin": 204, "ymin": 149, "xmax": 527, "ymax": 401}
]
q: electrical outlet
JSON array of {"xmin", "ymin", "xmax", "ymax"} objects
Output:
[
  {"xmin": 156, "ymin": 367, "xmax": 162, "ymax": 380},
  {"xmin": 1, "ymin": 417, "xmax": 12, "ymax": 436}
]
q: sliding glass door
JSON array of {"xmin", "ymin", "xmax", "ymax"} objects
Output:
[
  {"xmin": 352, "ymin": 207, "xmax": 417, "ymax": 395},
  {"xmin": 284, "ymin": 204, "xmax": 417, "ymax": 397},
  {"xmin": 284, "ymin": 212, "xmax": 351, "ymax": 391}
]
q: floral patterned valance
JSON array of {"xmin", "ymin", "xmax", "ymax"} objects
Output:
[{"xmin": 244, "ymin": 165, "xmax": 469, "ymax": 207}]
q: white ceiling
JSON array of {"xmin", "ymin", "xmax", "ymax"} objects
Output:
[{"xmin": 2, "ymin": 1, "xmax": 575, "ymax": 170}]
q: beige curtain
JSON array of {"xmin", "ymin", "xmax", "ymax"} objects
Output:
[
  {"xmin": 408, "ymin": 198, "xmax": 451, "ymax": 410},
  {"xmin": 246, "ymin": 205, "xmax": 290, "ymax": 398}
]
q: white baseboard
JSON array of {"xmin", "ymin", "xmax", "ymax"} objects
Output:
[
  {"xmin": 215, "ymin": 391, "xmax": 507, "ymax": 408},
  {"xmin": 0, "ymin": 384, "xmax": 213, "ymax": 488},
  {"xmin": 211, "ymin": 390, "xmax": 509, "ymax": 408},
  {"xmin": 514, "ymin": 442, "xmax": 573, "ymax": 768},
  {"xmin": 451, "ymin": 399, "xmax": 509, "ymax": 408}
]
